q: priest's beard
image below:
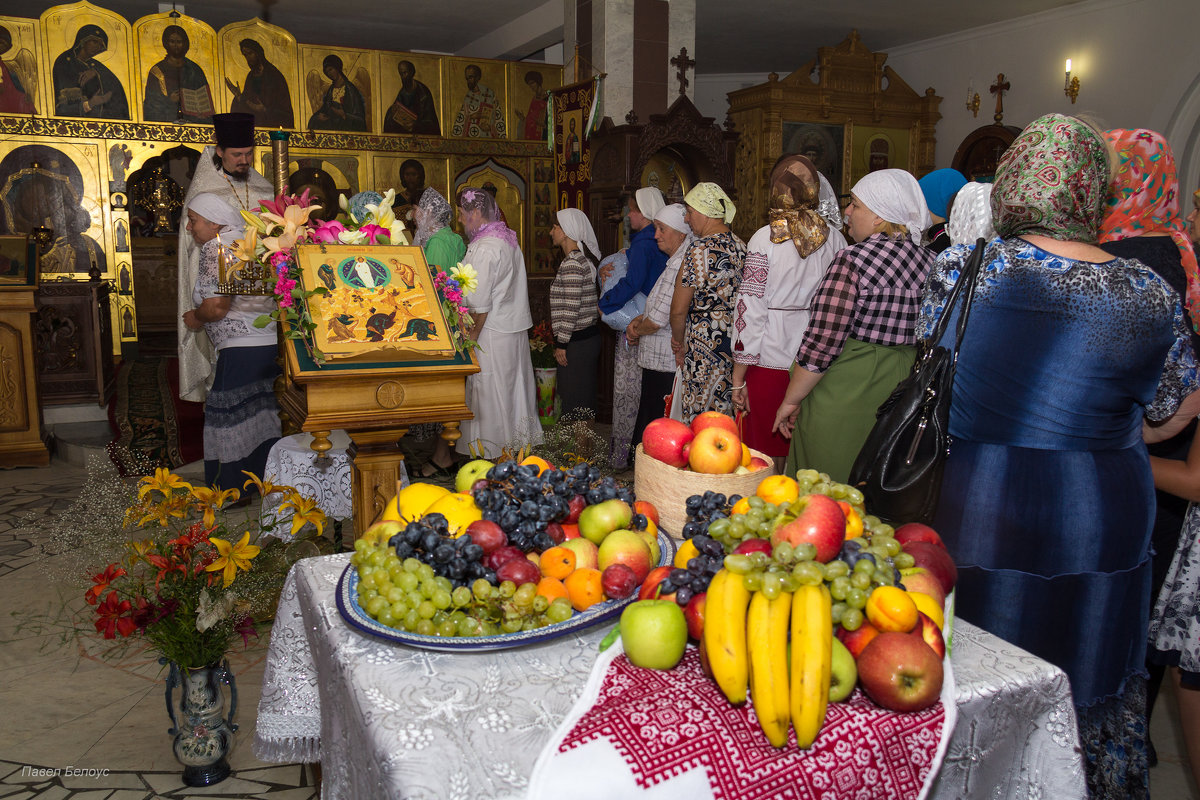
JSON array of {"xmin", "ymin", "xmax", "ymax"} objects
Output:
[{"xmin": 212, "ymin": 154, "xmax": 249, "ymax": 181}]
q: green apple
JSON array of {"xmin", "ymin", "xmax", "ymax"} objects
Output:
[
  {"xmin": 578, "ymin": 499, "xmax": 632, "ymax": 546},
  {"xmin": 829, "ymin": 636, "xmax": 857, "ymax": 702},
  {"xmin": 620, "ymin": 599, "xmax": 687, "ymax": 670},
  {"xmin": 636, "ymin": 529, "xmax": 661, "ymax": 565},
  {"xmin": 454, "ymin": 459, "xmax": 495, "ymax": 493}
]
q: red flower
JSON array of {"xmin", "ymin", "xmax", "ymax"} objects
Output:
[
  {"xmin": 85, "ymin": 564, "xmax": 126, "ymax": 605},
  {"xmin": 131, "ymin": 596, "xmax": 179, "ymax": 629},
  {"xmin": 234, "ymin": 615, "xmax": 259, "ymax": 649},
  {"xmin": 94, "ymin": 592, "xmax": 136, "ymax": 639}
]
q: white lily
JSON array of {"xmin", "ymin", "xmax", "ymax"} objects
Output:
[
  {"xmin": 450, "ymin": 263, "xmax": 478, "ymax": 294},
  {"xmin": 338, "ymin": 228, "xmax": 368, "ymax": 245}
]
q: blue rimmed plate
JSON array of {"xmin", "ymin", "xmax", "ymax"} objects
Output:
[{"xmin": 336, "ymin": 531, "xmax": 678, "ymax": 651}]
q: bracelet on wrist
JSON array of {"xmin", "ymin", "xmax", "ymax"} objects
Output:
[{"xmin": 732, "ymin": 382, "xmax": 747, "ymax": 390}]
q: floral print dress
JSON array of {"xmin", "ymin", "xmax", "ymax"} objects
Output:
[
  {"xmin": 679, "ymin": 231, "xmax": 747, "ymax": 422},
  {"xmin": 1148, "ymin": 500, "xmax": 1200, "ymax": 682}
]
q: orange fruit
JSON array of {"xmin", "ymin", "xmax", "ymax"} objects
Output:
[
  {"xmin": 740, "ymin": 443, "xmax": 752, "ymax": 467},
  {"xmin": 908, "ymin": 591, "xmax": 945, "ymax": 629},
  {"xmin": 536, "ymin": 576, "xmax": 569, "ymax": 604},
  {"xmin": 674, "ymin": 537, "xmax": 700, "ymax": 569},
  {"xmin": 564, "ymin": 567, "xmax": 604, "ymax": 611},
  {"xmin": 865, "ymin": 585, "xmax": 919, "ymax": 633},
  {"xmin": 520, "ymin": 455, "xmax": 553, "ymax": 476},
  {"xmin": 837, "ymin": 500, "xmax": 864, "ymax": 540},
  {"xmin": 730, "ymin": 497, "xmax": 752, "ymax": 516},
  {"xmin": 756, "ymin": 474, "xmax": 800, "ymax": 506},
  {"xmin": 539, "ymin": 546, "xmax": 577, "ymax": 580}
]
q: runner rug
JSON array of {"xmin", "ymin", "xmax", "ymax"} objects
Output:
[{"xmin": 108, "ymin": 357, "xmax": 204, "ymax": 477}]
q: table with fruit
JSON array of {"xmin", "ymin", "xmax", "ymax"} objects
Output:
[{"xmin": 254, "ymin": 413, "xmax": 1089, "ymax": 799}]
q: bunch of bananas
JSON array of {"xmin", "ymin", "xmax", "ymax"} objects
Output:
[{"xmin": 704, "ymin": 569, "xmax": 833, "ymax": 748}]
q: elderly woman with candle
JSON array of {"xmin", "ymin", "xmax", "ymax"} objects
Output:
[{"xmin": 181, "ymin": 192, "xmax": 280, "ymax": 496}]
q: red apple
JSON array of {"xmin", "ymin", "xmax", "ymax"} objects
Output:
[
  {"xmin": 749, "ymin": 457, "xmax": 771, "ymax": 470},
  {"xmin": 565, "ymin": 495, "xmax": 587, "ymax": 524},
  {"xmin": 601, "ymin": 563, "xmax": 639, "ymax": 599},
  {"xmin": 642, "ymin": 418, "xmax": 695, "ymax": 468},
  {"xmin": 903, "ymin": 541, "xmax": 958, "ymax": 595},
  {"xmin": 684, "ymin": 592, "xmax": 707, "ymax": 640},
  {"xmin": 899, "ymin": 568, "xmax": 946, "ymax": 608},
  {"xmin": 910, "ymin": 611, "xmax": 946, "ymax": 660},
  {"xmin": 836, "ymin": 619, "xmax": 881, "ymax": 659},
  {"xmin": 597, "ymin": 530, "xmax": 655, "ymax": 584},
  {"xmin": 688, "ymin": 427, "xmax": 742, "ymax": 474},
  {"xmin": 464, "ymin": 519, "xmax": 507, "ymax": 556},
  {"xmin": 771, "ymin": 493, "xmax": 846, "ymax": 562},
  {"xmin": 691, "ymin": 410, "xmax": 739, "ymax": 437},
  {"xmin": 486, "ymin": 545, "xmax": 526, "ymax": 571},
  {"xmin": 733, "ymin": 538, "xmax": 773, "ymax": 556},
  {"xmin": 495, "ymin": 557, "xmax": 541, "ymax": 587},
  {"xmin": 561, "ymin": 523, "xmax": 581, "ymax": 540},
  {"xmin": 638, "ymin": 565, "xmax": 676, "ymax": 602},
  {"xmin": 633, "ymin": 500, "xmax": 660, "ymax": 527},
  {"xmin": 894, "ymin": 522, "xmax": 946, "ymax": 550},
  {"xmin": 856, "ymin": 631, "xmax": 944, "ymax": 712}
]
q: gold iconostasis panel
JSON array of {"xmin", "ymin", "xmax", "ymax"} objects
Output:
[{"xmin": 8, "ymin": 2, "xmax": 561, "ymax": 139}]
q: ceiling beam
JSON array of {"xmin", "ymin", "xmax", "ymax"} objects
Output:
[{"xmin": 455, "ymin": 0, "xmax": 565, "ymax": 61}]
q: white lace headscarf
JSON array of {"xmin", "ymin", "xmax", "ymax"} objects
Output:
[
  {"xmin": 849, "ymin": 169, "xmax": 932, "ymax": 244},
  {"xmin": 947, "ymin": 182, "xmax": 997, "ymax": 247},
  {"xmin": 414, "ymin": 187, "xmax": 452, "ymax": 247}
]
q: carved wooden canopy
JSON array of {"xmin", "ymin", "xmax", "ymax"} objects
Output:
[{"xmin": 726, "ymin": 30, "xmax": 942, "ymax": 240}]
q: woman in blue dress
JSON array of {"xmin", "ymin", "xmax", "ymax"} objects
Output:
[{"xmin": 918, "ymin": 114, "xmax": 1200, "ymax": 798}]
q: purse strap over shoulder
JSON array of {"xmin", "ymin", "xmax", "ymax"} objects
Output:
[{"xmin": 926, "ymin": 237, "xmax": 986, "ymax": 351}]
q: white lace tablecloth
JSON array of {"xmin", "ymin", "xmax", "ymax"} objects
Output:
[
  {"xmin": 254, "ymin": 554, "xmax": 1088, "ymax": 800},
  {"xmin": 260, "ymin": 432, "xmax": 360, "ymax": 535}
]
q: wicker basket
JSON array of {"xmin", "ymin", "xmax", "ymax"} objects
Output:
[{"xmin": 633, "ymin": 444, "xmax": 778, "ymax": 538}]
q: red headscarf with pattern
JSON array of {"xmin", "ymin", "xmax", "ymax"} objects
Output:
[{"xmin": 1100, "ymin": 128, "xmax": 1200, "ymax": 332}]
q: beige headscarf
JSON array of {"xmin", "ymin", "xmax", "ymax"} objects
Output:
[
  {"xmin": 684, "ymin": 182, "xmax": 736, "ymax": 224},
  {"xmin": 767, "ymin": 155, "xmax": 829, "ymax": 257}
]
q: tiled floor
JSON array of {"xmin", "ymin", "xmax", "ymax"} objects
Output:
[{"xmin": 2, "ymin": 444, "xmax": 1198, "ymax": 798}]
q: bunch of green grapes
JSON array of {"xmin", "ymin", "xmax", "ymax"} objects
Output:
[{"xmin": 352, "ymin": 542, "xmax": 573, "ymax": 636}]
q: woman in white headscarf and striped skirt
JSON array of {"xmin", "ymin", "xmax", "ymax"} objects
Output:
[
  {"xmin": 181, "ymin": 191, "xmax": 280, "ymax": 496},
  {"xmin": 549, "ymin": 207, "xmax": 602, "ymax": 416}
]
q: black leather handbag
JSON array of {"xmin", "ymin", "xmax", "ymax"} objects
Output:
[{"xmin": 847, "ymin": 239, "xmax": 986, "ymax": 524}]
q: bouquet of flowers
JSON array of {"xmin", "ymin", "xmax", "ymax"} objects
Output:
[
  {"xmin": 529, "ymin": 320, "xmax": 557, "ymax": 369},
  {"xmin": 84, "ymin": 468, "xmax": 328, "ymax": 669},
  {"xmin": 431, "ymin": 261, "xmax": 479, "ymax": 355}
]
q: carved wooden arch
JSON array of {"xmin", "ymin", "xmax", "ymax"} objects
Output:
[{"xmin": 631, "ymin": 95, "xmax": 734, "ymax": 192}]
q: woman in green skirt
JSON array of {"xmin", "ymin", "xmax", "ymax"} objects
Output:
[{"xmin": 772, "ymin": 169, "xmax": 936, "ymax": 483}]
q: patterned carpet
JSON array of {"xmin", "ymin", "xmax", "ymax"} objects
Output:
[
  {"xmin": 108, "ymin": 358, "xmax": 204, "ymax": 478},
  {"xmin": 0, "ymin": 455, "xmax": 318, "ymax": 799}
]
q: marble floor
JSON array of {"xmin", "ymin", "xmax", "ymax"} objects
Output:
[{"xmin": 2, "ymin": 445, "xmax": 1199, "ymax": 799}]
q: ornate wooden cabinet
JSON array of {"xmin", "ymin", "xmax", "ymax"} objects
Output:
[
  {"xmin": 34, "ymin": 280, "xmax": 116, "ymax": 405},
  {"xmin": 0, "ymin": 237, "xmax": 50, "ymax": 468}
]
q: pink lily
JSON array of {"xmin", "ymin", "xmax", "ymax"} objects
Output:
[{"xmin": 312, "ymin": 219, "xmax": 347, "ymax": 243}]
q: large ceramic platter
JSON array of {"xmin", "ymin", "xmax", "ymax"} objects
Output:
[{"xmin": 337, "ymin": 531, "xmax": 678, "ymax": 651}]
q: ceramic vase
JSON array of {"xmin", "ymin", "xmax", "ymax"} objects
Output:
[
  {"xmin": 164, "ymin": 658, "xmax": 239, "ymax": 787},
  {"xmin": 534, "ymin": 367, "xmax": 561, "ymax": 425}
]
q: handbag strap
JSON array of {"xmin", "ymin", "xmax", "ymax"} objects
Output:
[{"xmin": 925, "ymin": 237, "xmax": 986, "ymax": 352}]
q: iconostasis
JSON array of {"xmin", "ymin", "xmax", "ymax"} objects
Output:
[{"xmin": 0, "ymin": 1, "xmax": 562, "ymax": 349}]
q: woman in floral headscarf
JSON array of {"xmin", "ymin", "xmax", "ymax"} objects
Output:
[
  {"xmin": 918, "ymin": 114, "xmax": 1200, "ymax": 798},
  {"xmin": 731, "ymin": 155, "xmax": 846, "ymax": 462},
  {"xmin": 668, "ymin": 183, "xmax": 747, "ymax": 422}
]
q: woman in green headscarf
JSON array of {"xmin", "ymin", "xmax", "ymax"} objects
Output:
[
  {"xmin": 668, "ymin": 182, "xmax": 747, "ymax": 422},
  {"xmin": 919, "ymin": 113, "xmax": 1200, "ymax": 798}
]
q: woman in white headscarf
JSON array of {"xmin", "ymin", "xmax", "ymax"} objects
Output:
[
  {"xmin": 626, "ymin": 203, "xmax": 692, "ymax": 446},
  {"xmin": 771, "ymin": 168, "xmax": 935, "ymax": 483},
  {"xmin": 549, "ymin": 207, "xmax": 602, "ymax": 416},
  {"xmin": 181, "ymin": 191, "xmax": 280, "ymax": 496},
  {"xmin": 669, "ymin": 182, "xmax": 748, "ymax": 422},
  {"xmin": 732, "ymin": 155, "xmax": 847, "ymax": 465}
]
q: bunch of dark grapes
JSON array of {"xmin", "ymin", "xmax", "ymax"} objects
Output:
[
  {"xmin": 388, "ymin": 513, "xmax": 495, "ymax": 588},
  {"xmin": 682, "ymin": 490, "xmax": 742, "ymax": 539},
  {"xmin": 471, "ymin": 462, "xmax": 635, "ymax": 552},
  {"xmin": 657, "ymin": 534, "xmax": 725, "ymax": 606}
]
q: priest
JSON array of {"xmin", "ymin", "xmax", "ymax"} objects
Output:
[{"xmin": 177, "ymin": 112, "xmax": 273, "ymax": 402}]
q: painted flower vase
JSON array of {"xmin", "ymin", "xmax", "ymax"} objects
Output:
[
  {"xmin": 165, "ymin": 658, "xmax": 239, "ymax": 787},
  {"xmin": 534, "ymin": 367, "xmax": 561, "ymax": 425}
]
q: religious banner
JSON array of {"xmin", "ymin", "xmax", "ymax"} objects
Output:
[{"xmin": 549, "ymin": 76, "xmax": 600, "ymax": 211}]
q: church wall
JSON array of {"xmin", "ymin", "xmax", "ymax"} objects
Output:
[{"xmin": 697, "ymin": 0, "xmax": 1200, "ymax": 195}]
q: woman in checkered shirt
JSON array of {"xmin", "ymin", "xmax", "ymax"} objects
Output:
[{"xmin": 771, "ymin": 169, "xmax": 935, "ymax": 483}]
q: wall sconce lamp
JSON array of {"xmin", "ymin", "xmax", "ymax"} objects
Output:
[
  {"xmin": 1065, "ymin": 59, "xmax": 1080, "ymax": 104},
  {"xmin": 966, "ymin": 80, "xmax": 980, "ymax": 117}
]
